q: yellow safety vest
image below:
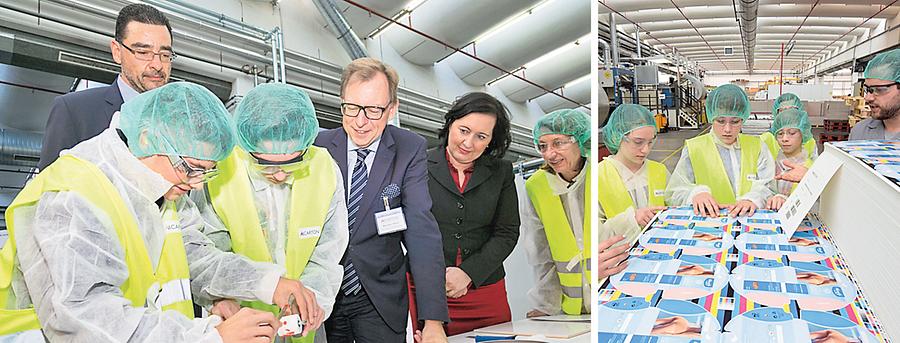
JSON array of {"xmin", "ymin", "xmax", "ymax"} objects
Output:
[
  {"xmin": 525, "ymin": 165, "xmax": 591, "ymax": 315},
  {"xmin": 760, "ymin": 131, "xmax": 817, "ymax": 160},
  {"xmin": 0, "ymin": 155, "xmax": 193, "ymax": 337},
  {"xmin": 206, "ymin": 147, "xmax": 336, "ymax": 343},
  {"xmin": 597, "ymin": 159, "xmax": 667, "ymax": 219},
  {"xmin": 686, "ymin": 133, "xmax": 761, "ymax": 204}
]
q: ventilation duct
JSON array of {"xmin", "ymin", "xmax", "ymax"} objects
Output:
[{"xmin": 738, "ymin": 0, "xmax": 759, "ymax": 71}]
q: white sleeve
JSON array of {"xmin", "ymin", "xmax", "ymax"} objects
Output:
[
  {"xmin": 189, "ymin": 187, "xmax": 233, "ymax": 253},
  {"xmin": 520, "ymin": 196, "xmax": 562, "ymax": 316},
  {"xmin": 602, "ymin": 207, "xmax": 641, "ymax": 248},
  {"xmin": 297, "ymin": 163, "xmax": 349, "ymax": 319},
  {"xmin": 665, "ymin": 146, "xmax": 712, "ymax": 206},
  {"xmin": 177, "ymin": 198, "xmax": 285, "ymax": 307},
  {"xmin": 15, "ymin": 192, "xmax": 224, "ymax": 342}
]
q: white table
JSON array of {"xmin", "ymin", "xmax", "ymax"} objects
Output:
[{"xmin": 448, "ymin": 318, "xmax": 590, "ymax": 343}]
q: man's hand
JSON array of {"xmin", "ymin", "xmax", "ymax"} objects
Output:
[
  {"xmin": 445, "ymin": 267, "xmax": 471, "ymax": 299},
  {"xmin": 526, "ymin": 309, "xmax": 549, "ymax": 318},
  {"xmin": 766, "ymin": 195, "xmax": 786, "ymax": 211},
  {"xmin": 775, "ymin": 159, "xmax": 808, "ymax": 183},
  {"xmin": 598, "ymin": 235, "xmax": 629, "ymax": 280},
  {"xmin": 215, "ymin": 307, "xmax": 279, "ymax": 343},
  {"xmin": 691, "ymin": 192, "xmax": 721, "ymax": 217},
  {"xmin": 211, "ymin": 299, "xmax": 241, "ymax": 320},
  {"xmin": 635, "ymin": 206, "xmax": 667, "ymax": 227},
  {"xmin": 272, "ymin": 277, "xmax": 324, "ymax": 336},
  {"xmin": 727, "ymin": 199, "xmax": 757, "ymax": 218},
  {"xmin": 413, "ymin": 320, "xmax": 447, "ymax": 343}
]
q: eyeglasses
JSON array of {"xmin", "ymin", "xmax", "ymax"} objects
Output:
[
  {"xmin": 249, "ymin": 150, "xmax": 307, "ymax": 175},
  {"xmin": 168, "ymin": 155, "xmax": 218, "ymax": 184},
  {"xmin": 341, "ymin": 102, "xmax": 388, "ymax": 120},
  {"xmin": 536, "ymin": 136, "xmax": 576, "ymax": 153},
  {"xmin": 117, "ymin": 40, "xmax": 176, "ymax": 63},
  {"xmin": 776, "ymin": 105, "xmax": 799, "ymax": 113},
  {"xmin": 713, "ymin": 118, "xmax": 743, "ymax": 126},
  {"xmin": 622, "ymin": 135, "xmax": 656, "ymax": 149},
  {"xmin": 863, "ymin": 82, "xmax": 899, "ymax": 96}
]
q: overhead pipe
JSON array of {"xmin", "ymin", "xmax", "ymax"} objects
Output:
[
  {"xmin": 738, "ymin": 0, "xmax": 759, "ymax": 71},
  {"xmin": 0, "ymin": 128, "xmax": 42, "ymax": 167},
  {"xmin": 341, "ymin": 0, "xmax": 589, "ymax": 110},
  {"xmin": 598, "ymin": 39, "xmax": 611, "ymax": 68},
  {"xmin": 20, "ymin": 0, "xmax": 539, "ymax": 151},
  {"xmin": 609, "ymin": 13, "xmax": 620, "ymax": 67},
  {"xmin": 634, "ymin": 29, "xmax": 642, "ymax": 59},
  {"xmin": 311, "ymin": 0, "xmax": 368, "ymax": 60},
  {"xmin": 37, "ymin": 0, "xmax": 452, "ymax": 110}
]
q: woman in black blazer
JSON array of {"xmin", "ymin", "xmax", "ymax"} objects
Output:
[{"xmin": 409, "ymin": 92, "xmax": 520, "ymax": 336}]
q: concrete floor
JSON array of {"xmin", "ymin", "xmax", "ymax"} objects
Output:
[
  {"xmin": 648, "ymin": 125, "xmax": 828, "ymax": 173},
  {"xmin": 649, "ymin": 126, "xmax": 710, "ymax": 172}
]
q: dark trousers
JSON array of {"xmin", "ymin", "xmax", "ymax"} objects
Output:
[{"xmin": 325, "ymin": 288, "xmax": 406, "ymax": 343}]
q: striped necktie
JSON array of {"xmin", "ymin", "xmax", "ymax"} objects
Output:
[{"xmin": 341, "ymin": 148, "xmax": 370, "ymax": 296}]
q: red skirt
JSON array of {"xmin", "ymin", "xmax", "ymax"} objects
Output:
[{"xmin": 407, "ymin": 268, "xmax": 512, "ymax": 335}]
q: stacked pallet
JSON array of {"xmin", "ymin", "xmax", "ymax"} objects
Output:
[
  {"xmin": 821, "ymin": 119, "xmax": 851, "ymax": 143},
  {"xmin": 844, "ymin": 96, "xmax": 870, "ymax": 127}
]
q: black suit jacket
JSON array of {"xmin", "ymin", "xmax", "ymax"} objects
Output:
[
  {"xmin": 427, "ymin": 148, "xmax": 520, "ymax": 288},
  {"xmin": 39, "ymin": 84, "xmax": 123, "ymax": 170},
  {"xmin": 314, "ymin": 125, "xmax": 449, "ymax": 332}
]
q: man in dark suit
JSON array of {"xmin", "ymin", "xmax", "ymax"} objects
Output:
[
  {"xmin": 38, "ymin": 4, "xmax": 173, "ymax": 170},
  {"xmin": 316, "ymin": 57, "xmax": 449, "ymax": 343}
]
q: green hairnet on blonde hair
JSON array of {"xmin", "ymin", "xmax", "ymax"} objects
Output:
[
  {"xmin": 705, "ymin": 84, "xmax": 750, "ymax": 122},
  {"xmin": 234, "ymin": 83, "xmax": 319, "ymax": 154},
  {"xmin": 119, "ymin": 82, "xmax": 235, "ymax": 161},
  {"xmin": 770, "ymin": 108, "xmax": 812, "ymax": 143},
  {"xmin": 602, "ymin": 104, "xmax": 657, "ymax": 154},
  {"xmin": 532, "ymin": 109, "xmax": 591, "ymax": 157},
  {"xmin": 773, "ymin": 93, "xmax": 802, "ymax": 114},
  {"xmin": 864, "ymin": 48, "xmax": 900, "ymax": 83}
]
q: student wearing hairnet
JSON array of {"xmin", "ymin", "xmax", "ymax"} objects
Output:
[
  {"xmin": 597, "ymin": 105, "xmax": 670, "ymax": 283},
  {"xmin": 193, "ymin": 83, "xmax": 348, "ymax": 342},
  {"xmin": 666, "ymin": 84, "xmax": 775, "ymax": 218},
  {"xmin": 0, "ymin": 82, "xmax": 313, "ymax": 342},
  {"xmin": 522, "ymin": 109, "xmax": 591, "ymax": 317},
  {"xmin": 760, "ymin": 93, "xmax": 818, "ymax": 159},
  {"xmin": 765, "ymin": 108, "xmax": 814, "ymax": 210},
  {"xmin": 850, "ymin": 48, "xmax": 900, "ymax": 140}
]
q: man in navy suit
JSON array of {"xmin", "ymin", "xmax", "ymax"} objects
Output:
[
  {"xmin": 316, "ymin": 58, "xmax": 449, "ymax": 342},
  {"xmin": 38, "ymin": 3, "xmax": 173, "ymax": 170}
]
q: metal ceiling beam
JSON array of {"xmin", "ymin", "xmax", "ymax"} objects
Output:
[
  {"xmin": 670, "ymin": 0, "xmax": 730, "ymax": 70},
  {"xmin": 342, "ymin": 0, "xmax": 589, "ymax": 110},
  {"xmin": 768, "ymin": 0, "xmax": 819, "ymax": 70},
  {"xmin": 598, "ymin": 3, "xmax": 675, "ymax": 52},
  {"xmin": 801, "ymin": 0, "xmax": 899, "ymax": 68}
]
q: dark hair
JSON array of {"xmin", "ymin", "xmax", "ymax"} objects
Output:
[
  {"xmin": 438, "ymin": 92, "xmax": 512, "ymax": 159},
  {"xmin": 115, "ymin": 4, "xmax": 172, "ymax": 42}
]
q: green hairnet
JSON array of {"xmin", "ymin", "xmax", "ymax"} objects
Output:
[
  {"xmin": 119, "ymin": 82, "xmax": 235, "ymax": 161},
  {"xmin": 602, "ymin": 104, "xmax": 657, "ymax": 154},
  {"xmin": 705, "ymin": 84, "xmax": 750, "ymax": 122},
  {"xmin": 770, "ymin": 108, "xmax": 812, "ymax": 144},
  {"xmin": 864, "ymin": 48, "xmax": 900, "ymax": 83},
  {"xmin": 234, "ymin": 83, "xmax": 319, "ymax": 154},
  {"xmin": 532, "ymin": 109, "xmax": 591, "ymax": 157},
  {"xmin": 773, "ymin": 93, "xmax": 802, "ymax": 114}
]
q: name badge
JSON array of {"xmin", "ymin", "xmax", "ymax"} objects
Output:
[
  {"xmin": 298, "ymin": 227, "xmax": 322, "ymax": 239},
  {"xmin": 163, "ymin": 220, "xmax": 181, "ymax": 233},
  {"xmin": 653, "ymin": 189, "xmax": 665, "ymax": 197},
  {"xmin": 375, "ymin": 208, "xmax": 407, "ymax": 235}
]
